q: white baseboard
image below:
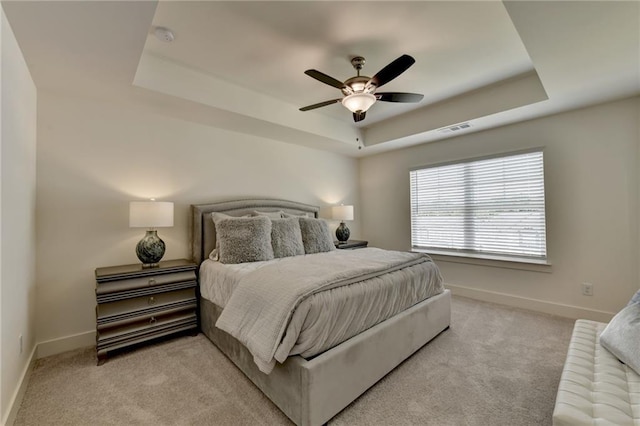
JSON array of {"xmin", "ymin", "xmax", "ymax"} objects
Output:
[
  {"xmin": 36, "ymin": 330, "xmax": 95, "ymax": 359},
  {"xmin": 446, "ymin": 283, "xmax": 615, "ymax": 322},
  {"xmin": 2, "ymin": 345, "xmax": 37, "ymax": 426}
]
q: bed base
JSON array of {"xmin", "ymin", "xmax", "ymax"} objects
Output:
[{"xmin": 201, "ymin": 289, "xmax": 451, "ymax": 426}]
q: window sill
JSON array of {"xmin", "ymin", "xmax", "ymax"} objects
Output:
[{"xmin": 412, "ymin": 249, "xmax": 552, "ymax": 273}]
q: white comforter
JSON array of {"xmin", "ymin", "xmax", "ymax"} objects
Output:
[{"xmin": 215, "ymin": 248, "xmax": 443, "ymax": 374}]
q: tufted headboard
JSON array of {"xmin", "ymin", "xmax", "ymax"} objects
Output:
[{"xmin": 190, "ymin": 199, "xmax": 319, "ymax": 264}]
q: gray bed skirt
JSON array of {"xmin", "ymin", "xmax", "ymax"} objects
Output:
[{"xmin": 200, "ymin": 289, "xmax": 451, "ymax": 426}]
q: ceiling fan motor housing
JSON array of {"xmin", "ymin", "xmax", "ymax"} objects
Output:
[{"xmin": 342, "ymin": 76, "xmax": 373, "ymax": 95}]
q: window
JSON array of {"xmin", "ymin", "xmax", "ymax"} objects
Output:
[{"xmin": 409, "ymin": 150, "xmax": 547, "ymax": 262}]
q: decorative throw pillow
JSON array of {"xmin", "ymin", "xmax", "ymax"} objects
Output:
[
  {"xmin": 209, "ymin": 212, "xmax": 250, "ymax": 260},
  {"xmin": 209, "ymin": 212, "xmax": 231, "ymax": 260},
  {"xmin": 271, "ymin": 217, "xmax": 305, "ymax": 258},
  {"xmin": 599, "ymin": 292, "xmax": 640, "ymax": 375},
  {"xmin": 298, "ymin": 217, "xmax": 335, "ymax": 254},
  {"xmin": 214, "ymin": 215, "xmax": 274, "ymax": 264}
]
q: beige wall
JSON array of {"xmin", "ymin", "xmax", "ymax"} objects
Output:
[
  {"xmin": 360, "ymin": 97, "xmax": 639, "ymax": 319},
  {"xmin": 0, "ymin": 7, "xmax": 37, "ymax": 424},
  {"xmin": 35, "ymin": 91, "xmax": 360, "ymax": 347}
]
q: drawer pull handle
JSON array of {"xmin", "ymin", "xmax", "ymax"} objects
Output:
[
  {"xmin": 149, "ymin": 316, "xmax": 157, "ymax": 324},
  {"xmin": 148, "ymin": 296, "xmax": 156, "ymax": 305},
  {"xmin": 148, "ymin": 278, "xmax": 156, "ymax": 285}
]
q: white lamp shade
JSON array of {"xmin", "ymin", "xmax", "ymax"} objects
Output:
[
  {"xmin": 129, "ymin": 201, "xmax": 174, "ymax": 228},
  {"xmin": 341, "ymin": 93, "xmax": 376, "ymax": 113},
  {"xmin": 332, "ymin": 205, "xmax": 354, "ymax": 221}
]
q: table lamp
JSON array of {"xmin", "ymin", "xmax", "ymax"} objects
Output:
[
  {"xmin": 129, "ymin": 200, "xmax": 174, "ymax": 268},
  {"xmin": 332, "ymin": 205, "xmax": 354, "ymax": 244}
]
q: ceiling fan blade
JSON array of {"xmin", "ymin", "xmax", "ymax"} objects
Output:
[
  {"xmin": 299, "ymin": 98, "xmax": 342, "ymax": 111},
  {"xmin": 367, "ymin": 54, "xmax": 416, "ymax": 89},
  {"xmin": 353, "ymin": 111, "xmax": 366, "ymax": 122},
  {"xmin": 376, "ymin": 92, "xmax": 424, "ymax": 103},
  {"xmin": 304, "ymin": 70, "xmax": 345, "ymax": 89}
]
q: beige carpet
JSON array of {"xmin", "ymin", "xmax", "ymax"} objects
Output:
[{"xmin": 15, "ymin": 296, "xmax": 574, "ymax": 425}]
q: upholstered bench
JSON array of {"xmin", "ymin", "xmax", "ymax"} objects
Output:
[{"xmin": 552, "ymin": 319, "xmax": 640, "ymax": 426}]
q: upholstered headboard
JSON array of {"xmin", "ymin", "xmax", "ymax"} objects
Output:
[{"xmin": 190, "ymin": 199, "xmax": 319, "ymax": 264}]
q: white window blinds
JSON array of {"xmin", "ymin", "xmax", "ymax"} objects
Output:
[{"xmin": 410, "ymin": 150, "xmax": 547, "ymax": 261}]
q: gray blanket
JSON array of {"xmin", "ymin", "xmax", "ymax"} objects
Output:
[{"xmin": 216, "ymin": 248, "xmax": 439, "ymax": 373}]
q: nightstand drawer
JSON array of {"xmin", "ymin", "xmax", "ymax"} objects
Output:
[
  {"xmin": 96, "ymin": 270, "xmax": 196, "ymax": 295},
  {"xmin": 97, "ymin": 310, "xmax": 197, "ymax": 353},
  {"xmin": 97, "ymin": 300, "xmax": 197, "ymax": 330},
  {"xmin": 96, "ymin": 280, "xmax": 196, "ymax": 304},
  {"xmin": 97, "ymin": 287, "xmax": 196, "ymax": 320}
]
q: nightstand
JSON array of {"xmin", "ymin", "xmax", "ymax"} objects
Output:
[
  {"xmin": 95, "ymin": 259, "xmax": 198, "ymax": 364},
  {"xmin": 334, "ymin": 240, "xmax": 368, "ymax": 249}
]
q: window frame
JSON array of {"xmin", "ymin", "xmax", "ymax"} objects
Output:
[{"xmin": 409, "ymin": 148, "xmax": 549, "ymax": 266}]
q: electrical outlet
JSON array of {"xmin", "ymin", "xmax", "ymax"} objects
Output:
[
  {"xmin": 19, "ymin": 334, "xmax": 23, "ymax": 354},
  {"xmin": 582, "ymin": 282, "xmax": 594, "ymax": 296}
]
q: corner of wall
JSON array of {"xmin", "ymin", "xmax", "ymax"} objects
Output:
[
  {"xmin": 1, "ymin": 345, "xmax": 36, "ymax": 426},
  {"xmin": 0, "ymin": 329, "xmax": 95, "ymax": 426}
]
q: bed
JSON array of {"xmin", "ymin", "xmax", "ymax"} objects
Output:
[{"xmin": 191, "ymin": 199, "xmax": 451, "ymax": 426}]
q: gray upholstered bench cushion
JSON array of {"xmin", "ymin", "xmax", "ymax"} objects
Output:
[{"xmin": 553, "ymin": 319, "xmax": 640, "ymax": 426}]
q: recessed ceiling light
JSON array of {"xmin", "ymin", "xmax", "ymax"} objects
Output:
[{"xmin": 154, "ymin": 27, "xmax": 175, "ymax": 43}]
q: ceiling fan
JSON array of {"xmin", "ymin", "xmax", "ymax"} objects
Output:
[{"xmin": 299, "ymin": 54, "xmax": 424, "ymax": 123}]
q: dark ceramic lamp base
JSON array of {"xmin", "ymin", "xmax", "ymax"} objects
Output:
[
  {"xmin": 336, "ymin": 222, "xmax": 350, "ymax": 243},
  {"xmin": 136, "ymin": 230, "xmax": 166, "ymax": 268}
]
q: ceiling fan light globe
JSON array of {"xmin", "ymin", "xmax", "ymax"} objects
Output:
[{"xmin": 342, "ymin": 93, "xmax": 376, "ymax": 113}]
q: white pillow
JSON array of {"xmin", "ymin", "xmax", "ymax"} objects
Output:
[
  {"xmin": 282, "ymin": 212, "xmax": 313, "ymax": 218},
  {"xmin": 252, "ymin": 210, "xmax": 284, "ymax": 219},
  {"xmin": 599, "ymin": 292, "xmax": 640, "ymax": 375}
]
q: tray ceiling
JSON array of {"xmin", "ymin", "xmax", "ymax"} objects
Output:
[{"xmin": 3, "ymin": 1, "xmax": 639, "ymax": 157}]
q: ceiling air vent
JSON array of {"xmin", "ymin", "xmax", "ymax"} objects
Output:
[{"xmin": 437, "ymin": 122, "xmax": 472, "ymax": 134}]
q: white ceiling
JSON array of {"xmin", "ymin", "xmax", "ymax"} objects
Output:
[
  {"xmin": 146, "ymin": 1, "xmax": 534, "ymax": 124},
  {"xmin": 3, "ymin": 1, "xmax": 639, "ymax": 157}
]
